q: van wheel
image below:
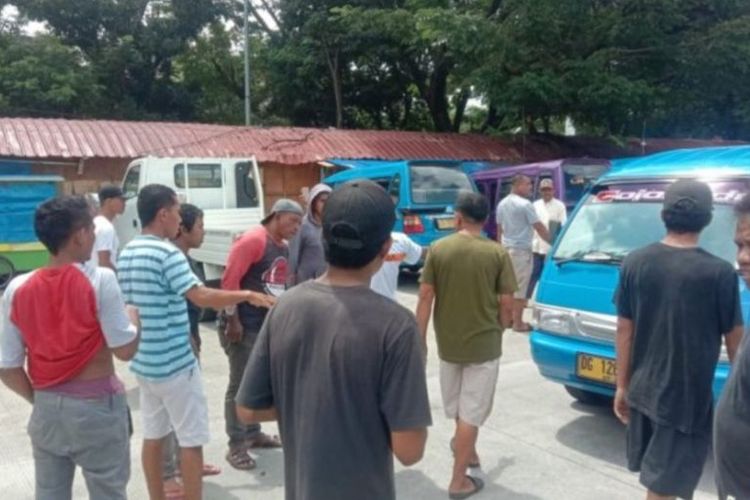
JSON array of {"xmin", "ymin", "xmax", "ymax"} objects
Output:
[{"xmin": 564, "ymin": 385, "xmax": 611, "ymax": 406}]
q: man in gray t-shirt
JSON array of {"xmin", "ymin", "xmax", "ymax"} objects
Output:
[
  {"xmin": 236, "ymin": 180, "xmax": 432, "ymax": 500},
  {"xmin": 496, "ymin": 174, "xmax": 550, "ymax": 331}
]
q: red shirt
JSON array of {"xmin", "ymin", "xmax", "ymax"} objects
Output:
[{"xmin": 10, "ymin": 265, "xmax": 105, "ymax": 389}]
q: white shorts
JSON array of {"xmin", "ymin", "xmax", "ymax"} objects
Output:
[
  {"xmin": 137, "ymin": 366, "xmax": 210, "ymax": 448},
  {"xmin": 507, "ymin": 248, "xmax": 533, "ymax": 299},
  {"xmin": 440, "ymin": 358, "xmax": 500, "ymax": 427}
]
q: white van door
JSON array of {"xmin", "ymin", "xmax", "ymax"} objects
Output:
[{"xmin": 115, "ymin": 163, "xmax": 142, "ymax": 251}]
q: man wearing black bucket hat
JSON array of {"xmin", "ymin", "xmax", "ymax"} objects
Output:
[
  {"xmin": 613, "ymin": 179, "xmax": 743, "ymax": 500},
  {"xmin": 235, "ymin": 180, "xmax": 432, "ymax": 500}
]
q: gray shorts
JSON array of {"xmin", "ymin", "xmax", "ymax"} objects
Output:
[
  {"xmin": 627, "ymin": 408, "xmax": 709, "ymax": 500},
  {"xmin": 440, "ymin": 358, "xmax": 500, "ymax": 427},
  {"xmin": 29, "ymin": 391, "xmax": 130, "ymax": 500},
  {"xmin": 507, "ymin": 248, "xmax": 533, "ymax": 300}
]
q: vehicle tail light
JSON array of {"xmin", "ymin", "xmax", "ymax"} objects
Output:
[{"xmin": 403, "ymin": 214, "xmax": 425, "ymax": 234}]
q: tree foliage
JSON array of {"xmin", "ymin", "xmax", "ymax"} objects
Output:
[{"xmin": 2, "ymin": 0, "xmax": 750, "ymax": 139}]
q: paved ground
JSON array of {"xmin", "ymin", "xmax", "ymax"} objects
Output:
[{"xmin": 0, "ymin": 275, "xmax": 720, "ymax": 499}]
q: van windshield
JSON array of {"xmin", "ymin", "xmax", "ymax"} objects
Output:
[
  {"xmin": 553, "ymin": 181, "xmax": 746, "ymax": 265},
  {"xmin": 410, "ymin": 165, "xmax": 474, "ymax": 205}
]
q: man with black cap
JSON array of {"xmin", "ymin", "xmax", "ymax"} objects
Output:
[
  {"xmin": 235, "ymin": 180, "xmax": 431, "ymax": 500},
  {"xmin": 219, "ymin": 198, "xmax": 303, "ymax": 470},
  {"xmin": 86, "ymin": 185, "xmax": 126, "ymax": 271},
  {"xmin": 613, "ymin": 179, "xmax": 743, "ymax": 500}
]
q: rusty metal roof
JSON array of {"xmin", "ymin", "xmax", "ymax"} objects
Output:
[{"xmin": 0, "ymin": 118, "xmax": 518, "ymax": 164}]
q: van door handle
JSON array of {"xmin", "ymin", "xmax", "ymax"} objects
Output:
[{"xmin": 132, "ymin": 219, "xmax": 138, "ymax": 228}]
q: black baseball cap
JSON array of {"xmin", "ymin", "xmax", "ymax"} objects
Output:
[
  {"xmin": 98, "ymin": 185, "xmax": 125, "ymax": 202},
  {"xmin": 663, "ymin": 179, "xmax": 713, "ymax": 215},
  {"xmin": 323, "ymin": 180, "xmax": 395, "ymax": 252}
]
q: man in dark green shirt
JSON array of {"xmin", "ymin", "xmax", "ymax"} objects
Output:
[{"xmin": 416, "ymin": 191, "xmax": 517, "ymax": 499}]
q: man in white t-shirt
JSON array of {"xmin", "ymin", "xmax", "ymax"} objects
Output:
[
  {"xmin": 87, "ymin": 185, "xmax": 125, "ymax": 271},
  {"xmin": 370, "ymin": 232, "xmax": 425, "ymax": 300},
  {"xmin": 528, "ymin": 179, "xmax": 567, "ymax": 296}
]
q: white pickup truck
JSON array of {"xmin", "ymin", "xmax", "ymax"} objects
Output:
[{"xmin": 114, "ymin": 156, "xmax": 264, "ymax": 286}]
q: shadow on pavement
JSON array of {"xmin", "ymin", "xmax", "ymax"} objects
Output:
[
  {"xmin": 396, "ymin": 458, "xmax": 543, "ymax": 500},
  {"xmin": 556, "ymin": 410, "xmax": 718, "ymax": 496}
]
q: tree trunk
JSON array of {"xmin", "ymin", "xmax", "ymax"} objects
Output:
[
  {"xmin": 324, "ymin": 47, "xmax": 344, "ymax": 128},
  {"xmin": 481, "ymin": 104, "xmax": 502, "ymax": 132},
  {"xmin": 425, "ymin": 53, "xmax": 453, "ymax": 132},
  {"xmin": 452, "ymin": 87, "xmax": 471, "ymax": 132}
]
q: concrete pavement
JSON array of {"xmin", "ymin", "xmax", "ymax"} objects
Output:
[{"xmin": 0, "ymin": 281, "xmax": 719, "ymax": 499}]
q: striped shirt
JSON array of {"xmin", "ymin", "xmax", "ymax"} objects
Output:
[{"xmin": 117, "ymin": 235, "xmax": 200, "ymax": 380}]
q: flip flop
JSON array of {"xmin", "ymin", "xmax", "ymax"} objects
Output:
[
  {"xmin": 202, "ymin": 463, "xmax": 222, "ymax": 476},
  {"xmin": 226, "ymin": 448, "xmax": 257, "ymax": 471},
  {"xmin": 512, "ymin": 324, "xmax": 532, "ymax": 333},
  {"xmin": 448, "ymin": 476, "xmax": 484, "ymax": 499},
  {"xmin": 245, "ymin": 432, "xmax": 282, "ymax": 449},
  {"xmin": 449, "ymin": 438, "xmax": 481, "ymax": 469}
]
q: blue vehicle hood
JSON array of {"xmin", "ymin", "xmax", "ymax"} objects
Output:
[
  {"xmin": 536, "ymin": 261, "xmax": 620, "ymax": 315},
  {"xmin": 537, "ymin": 259, "xmax": 750, "ymax": 319}
]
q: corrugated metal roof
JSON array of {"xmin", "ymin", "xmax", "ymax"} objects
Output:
[{"xmin": 0, "ymin": 118, "xmax": 518, "ymax": 164}]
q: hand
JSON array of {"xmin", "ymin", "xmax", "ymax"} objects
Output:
[
  {"xmin": 126, "ymin": 305, "xmax": 140, "ymax": 331},
  {"xmin": 225, "ymin": 318, "xmax": 243, "ymax": 344},
  {"xmin": 613, "ymin": 388, "xmax": 629, "ymax": 425},
  {"xmin": 247, "ymin": 291, "xmax": 276, "ymax": 309}
]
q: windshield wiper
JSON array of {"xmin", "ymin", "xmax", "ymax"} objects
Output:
[{"xmin": 554, "ymin": 250, "xmax": 626, "ymax": 267}]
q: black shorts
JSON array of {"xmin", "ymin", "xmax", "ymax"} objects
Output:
[{"xmin": 627, "ymin": 408, "xmax": 710, "ymax": 499}]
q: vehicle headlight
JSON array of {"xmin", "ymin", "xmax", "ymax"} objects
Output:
[{"xmin": 533, "ymin": 305, "xmax": 576, "ymax": 335}]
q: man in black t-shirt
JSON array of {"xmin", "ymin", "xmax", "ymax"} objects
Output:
[
  {"xmin": 235, "ymin": 180, "xmax": 432, "ymax": 500},
  {"xmin": 714, "ymin": 193, "xmax": 750, "ymax": 500},
  {"xmin": 614, "ymin": 179, "xmax": 743, "ymax": 500}
]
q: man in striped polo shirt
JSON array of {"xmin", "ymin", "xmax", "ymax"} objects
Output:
[{"xmin": 118, "ymin": 184, "xmax": 275, "ymax": 500}]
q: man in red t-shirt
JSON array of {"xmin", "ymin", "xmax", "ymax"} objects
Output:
[
  {"xmin": 0, "ymin": 196, "xmax": 141, "ymax": 499},
  {"xmin": 220, "ymin": 198, "xmax": 303, "ymax": 470}
]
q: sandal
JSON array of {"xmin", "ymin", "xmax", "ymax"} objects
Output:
[
  {"xmin": 449, "ymin": 476, "xmax": 484, "ymax": 499},
  {"xmin": 512, "ymin": 324, "xmax": 532, "ymax": 333},
  {"xmin": 449, "ymin": 438, "xmax": 481, "ymax": 469},
  {"xmin": 225, "ymin": 447, "xmax": 257, "ymax": 471},
  {"xmin": 202, "ymin": 463, "xmax": 222, "ymax": 476},
  {"xmin": 245, "ymin": 432, "xmax": 282, "ymax": 449}
]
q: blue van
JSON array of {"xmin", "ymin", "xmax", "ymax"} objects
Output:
[
  {"xmin": 530, "ymin": 147, "xmax": 750, "ymax": 404},
  {"xmin": 323, "ymin": 159, "xmax": 477, "ymax": 248}
]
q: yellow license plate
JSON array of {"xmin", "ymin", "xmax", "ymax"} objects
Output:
[
  {"xmin": 436, "ymin": 218, "xmax": 456, "ymax": 230},
  {"xmin": 576, "ymin": 354, "xmax": 616, "ymax": 385}
]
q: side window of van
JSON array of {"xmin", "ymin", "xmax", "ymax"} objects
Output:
[
  {"xmin": 498, "ymin": 178, "xmax": 513, "ymax": 203},
  {"xmin": 174, "ymin": 164, "xmax": 223, "ymax": 189},
  {"xmin": 122, "ymin": 165, "xmax": 140, "ymax": 199},
  {"xmin": 373, "ymin": 177, "xmax": 392, "ymax": 192},
  {"xmin": 388, "ymin": 175, "xmax": 401, "ymax": 203}
]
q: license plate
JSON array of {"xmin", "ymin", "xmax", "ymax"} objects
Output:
[
  {"xmin": 576, "ymin": 354, "xmax": 616, "ymax": 385},
  {"xmin": 435, "ymin": 217, "xmax": 456, "ymax": 230}
]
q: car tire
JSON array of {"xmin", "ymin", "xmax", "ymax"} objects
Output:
[{"xmin": 564, "ymin": 385, "xmax": 612, "ymax": 406}]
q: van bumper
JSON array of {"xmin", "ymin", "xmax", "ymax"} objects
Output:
[{"xmin": 529, "ymin": 330, "xmax": 730, "ymax": 400}]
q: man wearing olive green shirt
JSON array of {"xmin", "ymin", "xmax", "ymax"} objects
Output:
[{"xmin": 416, "ymin": 191, "xmax": 517, "ymax": 500}]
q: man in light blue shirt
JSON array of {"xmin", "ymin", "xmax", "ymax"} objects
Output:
[
  {"xmin": 118, "ymin": 184, "xmax": 275, "ymax": 500},
  {"xmin": 496, "ymin": 175, "xmax": 550, "ymax": 332}
]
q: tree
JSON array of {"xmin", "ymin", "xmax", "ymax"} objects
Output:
[{"xmin": 0, "ymin": 32, "xmax": 103, "ymax": 117}]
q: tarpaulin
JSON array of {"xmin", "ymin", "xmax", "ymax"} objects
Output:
[{"xmin": 0, "ymin": 181, "xmax": 58, "ymax": 243}]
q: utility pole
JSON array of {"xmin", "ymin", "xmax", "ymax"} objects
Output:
[{"xmin": 243, "ymin": 0, "xmax": 251, "ymax": 126}]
